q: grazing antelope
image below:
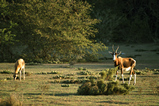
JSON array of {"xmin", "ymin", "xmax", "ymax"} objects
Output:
[
  {"xmin": 109, "ymin": 45, "xmax": 136, "ymax": 85},
  {"xmin": 13, "ymin": 59, "xmax": 25, "ymax": 81}
]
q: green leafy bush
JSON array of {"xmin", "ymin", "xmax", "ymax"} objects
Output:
[
  {"xmin": 77, "ymin": 80, "xmax": 135, "ymax": 95},
  {"xmin": 78, "ymin": 67, "xmax": 87, "ymax": 70},
  {"xmin": 61, "ymin": 84, "xmax": 69, "ymax": 87},
  {"xmin": 47, "ymin": 71, "xmax": 59, "ymax": 74},
  {"xmin": 99, "ymin": 67, "xmax": 118, "ymax": 80},
  {"xmin": 77, "ymin": 82, "xmax": 92, "ymax": 95},
  {"xmin": 0, "ymin": 93, "xmax": 23, "ymax": 106},
  {"xmin": 7, "ymin": 77, "xmax": 13, "ymax": 80},
  {"xmin": 52, "ymin": 75, "xmax": 73, "ymax": 79},
  {"xmin": 0, "ymin": 70, "xmax": 12, "ymax": 74},
  {"xmin": 77, "ymin": 70, "xmax": 93, "ymax": 75}
]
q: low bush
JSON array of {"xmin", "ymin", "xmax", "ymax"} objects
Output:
[
  {"xmin": 0, "ymin": 70, "xmax": 12, "ymax": 74},
  {"xmin": 78, "ymin": 67, "xmax": 87, "ymax": 70},
  {"xmin": 25, "ymin": 72, "xmax": 32, "ymax": 76},
  {"xmin": 62, "ymin": 79, "xmax": 82, "ymax": 84},
  {"xmin": 7, "ymin": 77, "xmax": 13, "ymax": 80},
  {"xmin": 52, "ymin": 75, "xmax": 73, "ymax": 79},
  {"xmin": 61, "ymin": 84, "xmax": 70, "ymax": 87},
  {"xmin": 0, "ymin": 93, "xmax": 23, "ymax": 106},
  {"xmin": 99, "ymin": 67, "xmax": 118, "ymax": 81},
  {"xmin": 77, "ymin": 80, "xmax": 135, "ymax": 95},
  {"xmin": 36, "ymin": 71, "xmax": 59, "ymax": 74},
  {"xmin": 47, "ymin": 71, "xmax": 59, "ymax": 74},
  {"xmin": 77, "ymin": 70, "xmax": 94, "ymax": 75}
]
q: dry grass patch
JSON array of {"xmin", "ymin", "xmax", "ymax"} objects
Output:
[{"xmin": 0, "ymin": 93, "xmax": 23, "ymax": 106}]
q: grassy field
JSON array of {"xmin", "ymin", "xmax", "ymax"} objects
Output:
[{"xmin": 0, "ymin": 43, "xmax": 159, "ymax": 106}]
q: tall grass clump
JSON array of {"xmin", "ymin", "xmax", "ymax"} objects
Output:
[
  {"xmin": 38, "ymin": 84, "xmax": 50, "ymax": 96},
  {"xmin": 0, "ymin": 93, "xmax": 23, "ymax": 106}
]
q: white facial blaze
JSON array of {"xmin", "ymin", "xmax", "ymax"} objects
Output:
[
  {"xmin": 22, "ymin": 65, "xmax": 25, "ymax": 69},
  {"xmin": 113, "ymin": 53, "xmax": 116, "ymax": 61}
]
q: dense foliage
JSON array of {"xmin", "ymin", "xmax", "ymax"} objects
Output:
[
  {"xmin": 0, "ymin": 0, "xmax": 106, "ymax": 62},
  {"xmin": 77, "ymin": 80, "xmax": 135, "ymax": 95},
  {"xmin": 88, "ymin": 0, "xmax": 159, "ymax": 43},
  {"xmin": 0, "ymin": 0, "xmax": 159, "ymax": 62}
]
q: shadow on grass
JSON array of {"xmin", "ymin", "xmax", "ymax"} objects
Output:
[
  {"xmin": 98, "ymin": 100, "xmax": 129, "ymax": 105},
  {"xmin": 138, "ymin": 75, "xmax": 159, "ymax": 78},
  {"xmin": 54, "ymin": 93, "xmax": 77, "ymax": 96},
  {"xmin": 23, "ymin": 93, "xmax": 42, "ymax": 96},
  {"xmin": 23, "ymin": 92, "xmax": 77, "ymax": 96}
]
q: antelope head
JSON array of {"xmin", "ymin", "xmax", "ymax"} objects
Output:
[{"xmin": 109, "ymin": 45, "xmax": 121, "ymax": 61}]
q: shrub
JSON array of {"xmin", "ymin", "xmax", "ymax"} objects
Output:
[
  {"xmin": 77, "ymin": 80, "xmax": 135, "ymax": 95},
  {"xmin": 89, "ymin": 86, "xmax": 100, "ymax": 95},
  {"xmin": 61, "ymin": 84, "xmax": 69, "ymax": 87},
  {"xmin": 47, "ymin": 71, "xmax": 59, "ymax": 74},
  {"xmin": 77, "ymin": 82, "xmax": 92, "ymax": 95},
  {"xmin": 7, "ymin": 77, "xmax": 13, "ymax": 80},
  {"xmin": 52, "ymin": 75, "xmax": 73, "ymax": 79},
  {"xmin": 97, "ymin": 80, "xmax": 107, "ymax": 94},
  {"xmin": 77, "ymin": 70, "xmax": 93, "ymax": 75},
  {"xmin": 25, "ymin": 72, "xmax": 32, "ymax": 76},
  {"xmin": 0, "ymin": 93, "xmax": 23, "ymax": 106},
  {"xmin": 78, "ymin": 67, "xmax": 87, "ymax": 70},
  {"xmin": 0, "ymin": 70, "xmax": 12, "ymax": 74},
  {"xmin": 99, "ymin": 70, "xmax": 107, "ymax": 79},
  {"xmin": 62, "ymin": 79, "xmax": 84, "ymax": 84},
  {"xmin": 99, "ymin": 67, "xmax": 118, "ymax": 81}
]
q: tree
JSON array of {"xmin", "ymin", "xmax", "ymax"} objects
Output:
[
  {"xmin": 0, "ymin": 21, "xmax": 18, "ymax": 61},
  {"xmin": 88, "ymin": 0, "xmax": 159, "ymax": 43},
  {"xmin": 0, "ymin": 0, "xmax": 107, "ymax": 62}
]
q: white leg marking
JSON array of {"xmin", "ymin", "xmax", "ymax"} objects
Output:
[
  {"xmin": 23, "ymin": 68, "xmax": 25, "ymax": 80},
  {"xmin": 122, "ymin": 74, "xmax": 124, "ymax": 83},
  {"xmin": 115, "ymin": 75, "xmax": 117, "ymax": 81},
  {"xmin": 20, "ymin": 70, "xmax": 21, "ymax": 81},
  {"xmin": 129, "ymin": 75, "xmax": 132, "ymax": 85},
  {"xmin": 134, "ymin": 74, "xmax": 136, "ymax": 85}
]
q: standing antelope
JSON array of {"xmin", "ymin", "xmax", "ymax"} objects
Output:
[
  {"xmin": 13, "ymin": 58, "xmax": 25, "ymax": 81},
  {"xmin": 109, "ymin": 45, "xmax": 136, "ymax": 85}
]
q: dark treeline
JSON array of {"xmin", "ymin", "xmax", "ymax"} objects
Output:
[
  {"xmin": 87, "ymin": 0, "xmax": 159, "ymax": 44},
  {"xmin": 0, "ymin": 0, "xmax": 159, "ymax": 62}
]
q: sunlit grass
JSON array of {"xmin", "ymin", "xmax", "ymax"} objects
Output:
[{"xmin": 0, "ymin": 62, "xmax": 159, "ymax": 105}]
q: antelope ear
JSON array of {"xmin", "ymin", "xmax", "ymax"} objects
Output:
[
  {"xmin": 118, "ymin": 51, "xmax": 122, "ymax": 55},
  {"xmin": 109, "ymin": 51, "xmax": 112, "ymax": 54}
]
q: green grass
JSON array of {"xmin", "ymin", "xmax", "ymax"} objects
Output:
[
  {"xmin": 0, "ymin": 63, "xmax": 159, "ymax": 106},
  {"xmin": 0, "ymin": 43, "xmax": 159, "ymax": 105}
]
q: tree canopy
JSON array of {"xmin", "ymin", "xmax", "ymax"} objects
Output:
[
  {"xmin": 1, "ymin": 0, "xmax": 159, "ymax": 62},
  {"xmin": 88, "ymin": 0, "xmax": 159, "ymax": 43},
  {"xmin": 0, "ymin": 0, "xmax": 106, "ymax": 62}
]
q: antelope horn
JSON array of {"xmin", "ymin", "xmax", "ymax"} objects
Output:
[
  {"xmin": 116, "ymin": 46, "xmax": 119, "ymax": 53},
  {"xmin": 112, "ymin": 45, "xmax": 114, "ymax": 52}
]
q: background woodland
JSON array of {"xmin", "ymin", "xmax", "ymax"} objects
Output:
[{"xmin": 0, "ymin": 0, "xmax": 159, "ymax": 62}]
